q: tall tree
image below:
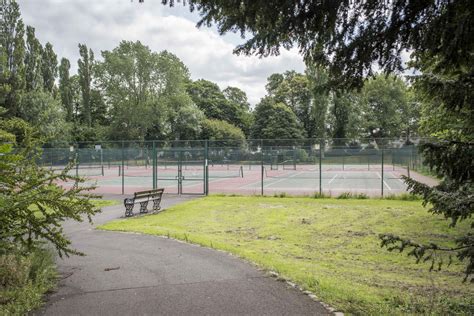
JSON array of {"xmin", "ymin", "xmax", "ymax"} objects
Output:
[
  {"xmin": 306, "ymin": 65, "xmax": 330, "ymax": 139},
  {"xmin": 223, "ymin": 86, "xmax": 250, "ymax": 111},
  {"xmin": 266, "ymin": 71, "xmax": 311, "ymax": 138},
  {"xmin": 77, "ymin": 43, "xmax": 94, "ymax": 127},
  {"xmin": 58, "ymin": 57, "xmax": 73, "ymax": 121},
  {"xmin": 187, "ymin": 79, "xmax": 228, "ymax": 121},
  {"xmin": 24, "ymin": 25, "xmax": 42, "ymax": 92},
  {"xmin": 97, "ymin": 41, "xmax": 200, "ymax": 140},
  {"xmin": 222, "ymin": 86, "xmax": 252, "ymax": 137},
  {"xmin": 0, "ymin": 0, "xmax": 25, "ymax": 116},
  {"xmin": 360, "ymin": 75, "xmax": 410, "ymax": 140},
  {"xmin": 41, "ymin": 42, "xmax": 57, "ymax": 93}
]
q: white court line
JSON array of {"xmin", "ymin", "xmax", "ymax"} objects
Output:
[
  {"xmin": 328, "ymin": 174, "xmax": 338, "ymax": 184},
  {"xmin": 376, "ymin": 172, "xmax": 392, "ymax": 191},
  {"xmin": 263, "ymin": 171, "xmax": 305, "ymax": 188}
]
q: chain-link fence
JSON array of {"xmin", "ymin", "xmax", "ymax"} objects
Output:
[{"xmin": 40, "ymin": 138, "xmax": 437, "ymax": 197}]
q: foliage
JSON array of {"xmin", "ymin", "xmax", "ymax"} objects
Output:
[
  {"xmin": 41, "ymin": 42, "xmax": 57, "ymax": 93},
  {"xmin": 1, "ymin": 0, "xmax": 25, "ymax": 117},
  {"xmin": 200, "ymin": 118, "xmax": 245, "ymax": 142},
  {"xmin": 266, "ymin": 71, "xmax": 311, "ymax": 138},
  {"xmin": 97, "ymin": 41, "xmax": 200, "ymax": 141},
  {"xmin": 0, "ymin": 247, "xmax": 56, "ymax": 315},
  {"xmin": 17, "ymin": 89, "xmax": 69, "ymax": 142},
  {"xmin": 100, "ymin": 196, "xmax": 473, "ymax": 314},
  {"xmin": 329, "ymin": 90, "xmax": 361, "ymax": 143},
  {"xmin": 0, "ymin": 116, "xmax": 101, "ymax": 257},
  {"xmin": 251, "ymin": 97, "xmax": 304, "ymax": 141},
  {"xmin": 58, "ymin": 58, "xmax": 73, "ymax": 121},
  {"xmin": 77, "ymin": 43, "xmax": 94, "ymax": 127},
  {"xmin": 359, "ymin": 75, "xmax": 414, "ymax": 140},
  {"xmin": 164, "ymin": 1, "xmax": 473, "ymax": 90},
  {"xmin": 305, "ymin": 65, "xmax": 329, "ymax": 139},
  {"xmin": 187, "ymin": 79, "xmax": 252, "ymax": 135}
]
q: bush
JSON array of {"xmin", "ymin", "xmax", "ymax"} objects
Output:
[
  {"xmin": 0, "ymin": 117, "xmax": 101, "ymax": 257},
  {"xmin": 0, "ymin": 248, "xmax": 56, "ymax": 314}
]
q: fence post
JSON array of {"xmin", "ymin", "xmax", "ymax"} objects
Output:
[
  {"xmin": 75, "ymin": 145, "xmax": 79, "ymax": 178},
  {"xmin": 152, "ymin": 141, "xmax": 156, "ymax": 189},
  {"xmin": 381, "ymin": 146, "xmax": 384, "ymax": 197},
  {"xmin": 205, "ymin": 140, "xmax": 209, "ymax": 196},
  {"xmin": 121, "ymin": 141, "xmax": 125, "ymax": 195},
  {"xmin": 319, "ymin": 139, "xmax": 323, "ymax": 195},
  {"xmin": 261, "ymin": 139, "xmax": 264, "ymax": 196}
]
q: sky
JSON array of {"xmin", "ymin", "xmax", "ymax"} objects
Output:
[{"xmin": 17, "ymin": 0, "xmax": 306, "ymax": 105}]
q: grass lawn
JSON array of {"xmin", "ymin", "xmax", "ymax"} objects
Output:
[{"xmin": 99, "ymin": 196, "xmax": 473, "ymax": 315}]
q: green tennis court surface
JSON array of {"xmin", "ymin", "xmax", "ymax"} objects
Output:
[{"xmin": 63, "ymin": 164, "xmax": 411, "ymax": 197}]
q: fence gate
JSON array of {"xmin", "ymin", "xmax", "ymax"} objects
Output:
[{"xmin": 156, "ymin": 148, "xmax": 206, "ymax": 195}]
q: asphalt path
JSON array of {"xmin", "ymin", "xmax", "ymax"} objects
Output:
[{"xmin": 34, "ymin": 194, "xmax": 331, "ymax": 316}]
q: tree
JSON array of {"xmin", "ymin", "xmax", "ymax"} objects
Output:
[
  {"xmin": 306, "ymin": 65, "xmax": 330, "ymax": 139},
  {"xmin": 41, "ymin": 42, "xmax": 57, "ymax": 93},
  {"xmin": 266, "ymin": 71, "xmax": 311, "ymax": 138},
  {"xmin": 18, "ymin": 89, "xmax": 69, "ymax": 143},
  {"xmin": 187, "ymin": 79, "xmax": 228, "ymax": 120},
  {"xmin": 58, "ymin": 58, "xmax": 73, "ymax": 121},
  {"xmin": 24, "ymin": 25, "xmax": 42, "ymax": 92},
  {"xmin": 223, "ymin": 86, "xmax": 250, "ymax": 111},
  {"xmin": 0, "ymin": 113, "xmax": 101, "ymax": 257},
  {"xmin": 359, "ymin": 75, "xmax": 410, "ymax": 140},
  {"xmin": 200, "ymin": 118, "xmax": 245, "ymax": 142},
  {"xmin": 77, "ymin": 43, "xmax": 94, "ymax": 127},
  {"xmin": 155, "ymin": 0, "xmax": 474, "ymax": 280},
  {"xmin": 328, "ymin": 91, "xmax": 359, "ymax": 143},
  {"xmin": 251, "ymin": 97, "xmax": 304, "ymax": 141},
  {"xmin": 98, "ymin": 41, "xmax": 198, "ymax": 141},
  {"xmin": 0, "ymin": 0, "xmax": 25, "ymax": 117}
]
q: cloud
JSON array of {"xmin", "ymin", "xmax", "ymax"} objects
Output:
[{"xmin": 17, "ymin": 0, "xmax": 305, "ymax": 105}]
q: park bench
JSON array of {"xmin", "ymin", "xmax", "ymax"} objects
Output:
[{"xmin": 123, "ymin": 188, "xmax": 164, "ymax": 217}]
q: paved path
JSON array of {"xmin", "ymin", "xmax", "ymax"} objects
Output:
[{"xmin": 35, "ymin": 194, "xmax": 330, "ymax": 316}]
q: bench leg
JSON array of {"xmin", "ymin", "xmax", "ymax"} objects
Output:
[
  {"xmin": 124, "ymin": 199, "xmax": 134, "ymax": 217},
  {"xmin": 152, "ymin": 198, "xmax": 161, "ymax": 211},
  {"xmin": 139, "ymin": 201, "xmax": 149, "ymax": 214}
]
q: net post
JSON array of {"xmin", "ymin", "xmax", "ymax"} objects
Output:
[
  {"xmin": 319, "ymin": 139, "xmax": 323, "ymax": 195},
  {"xmin": 121, "ymin": 141, "xmax": 125, "ymax": 195},
  {"xmin": 381, "ymin": 145, "xmax": 384, "ymax": 197}
]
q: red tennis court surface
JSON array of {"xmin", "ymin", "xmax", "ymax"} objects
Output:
[{"xmin": 57, "ymin": 163, "xmax": 437, "ymax": 197}]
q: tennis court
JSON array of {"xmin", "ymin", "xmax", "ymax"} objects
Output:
[
  {"xmin": 46, "ymin": 138, "xmax": 436, "ymax": 197},
  {"xmin": 55, "ymin": 163, "xmax": 415, "ymax": 197}
]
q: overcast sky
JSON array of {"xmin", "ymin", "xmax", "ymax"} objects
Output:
[{"xmin": 17, "ymin": 0, "xmax": 305, "ymax": 105}]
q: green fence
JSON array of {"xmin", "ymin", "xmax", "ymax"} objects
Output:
[{"xmin": 40, "ymin": 138, "xmax": 435, "ymax": 197}]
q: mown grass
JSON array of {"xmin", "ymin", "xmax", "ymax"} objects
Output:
[{"xmin": 99, "ymin": 196, "xmax": 473, "ymax": 315}]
